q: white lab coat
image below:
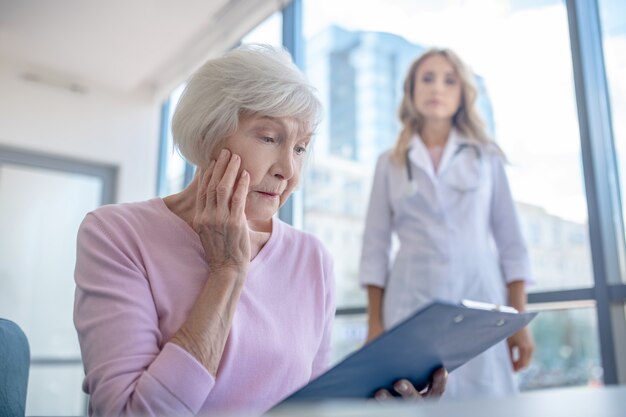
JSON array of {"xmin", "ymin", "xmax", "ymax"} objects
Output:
[{"xmin": 359, "ymin": 129, "xmax": 531, "ymax": 400}]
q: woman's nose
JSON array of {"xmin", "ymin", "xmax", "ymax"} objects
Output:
[{"xmin": 271, "ymin": 150, "xmax": 295, "ymax": 180}]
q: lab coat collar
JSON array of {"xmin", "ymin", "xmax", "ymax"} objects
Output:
[
  {"xmin": 407, "ymin": 134, "xmax": 436, "ymax": 179},
  {"xmin": 408, "ymin": 129, "xmax": 469, "ymax": 179},
  {"xmin": 436, "ymin": 129, "xmax": 463, "ymax": 177}
]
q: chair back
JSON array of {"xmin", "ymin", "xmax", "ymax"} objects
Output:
[{"xmin": 0, "ymin": 318, "xmax": 30, "ymax": 417}]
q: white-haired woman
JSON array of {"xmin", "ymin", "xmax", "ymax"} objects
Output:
[
  {"xmin": 359, "ymin": 48, "xmax": 534, "ymax": 400},
  {"xmin": 74, "ymin": 44, "xmax": 446, "ymax": 417}
]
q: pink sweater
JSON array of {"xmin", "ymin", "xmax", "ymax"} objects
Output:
[{"xmin": 73, "ymin": 198, "xmax": 335, "ymax": 416}]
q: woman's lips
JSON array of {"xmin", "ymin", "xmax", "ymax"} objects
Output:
[{"xmin": 255, "ymin": 191, "xmax": 279, "ymax": 198}]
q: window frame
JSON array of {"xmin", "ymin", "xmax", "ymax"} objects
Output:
[{"xmin": 565, "ymin": 0, "xmax": 626, "ymax": 384}]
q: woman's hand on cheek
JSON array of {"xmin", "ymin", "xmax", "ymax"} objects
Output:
[{"xmin": 194, "ymin": 149, "xmax": 251, "ymax": 278}]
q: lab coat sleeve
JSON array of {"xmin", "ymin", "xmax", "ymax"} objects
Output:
[
  {"xmin": 359, "ymin": 153, "xmax": 394, "ymax": 288},
  {"xmin": 74, "ymin": 213, "xmax": 215, "ymax": 417},
  {"xmin": 489, "ymin": 154, "xmax": 533, "ymax": 285}
]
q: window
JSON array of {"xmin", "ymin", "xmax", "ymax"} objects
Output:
[
  {"xmin": 300, "ymin": 0, "xmax": 610, "ymax": 387},
  {"xmin": 303, "ymin": 0, "xmax": 591, "ymax": 304},
  {"xmin": 157, "ymin": 84, "xmax": 188, "ymax": 197},
  {"xmin": 0, "ymin": 147, "xmax": 115, "ymax": 415},
  {"xmin": 242, "ymin": 10, "xmax": 282, "ymax": 46},
  {"xmin": 520, "ymin": 305, "xmax": 602, "ymax": 390}
]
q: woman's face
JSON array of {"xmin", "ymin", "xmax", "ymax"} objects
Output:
[
  {"xmin": 412, "ymin": 54, "xmax": 463, "ymax": 123},
  {"xmin": 220, "ymin": 115, "xmax": 310, "ymax": 230}
]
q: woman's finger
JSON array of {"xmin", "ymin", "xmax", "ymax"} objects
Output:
[
  {"xmin": 373, "ymin": 389, "xmax": 394, "ymax": 402},
  {"xmin": 214, "ymin": 153, "xmax": 241, "ymax": 215},
  {"xmin": 231, "ymin": 170, "xmax": 249, "ymax": 217},
  {"xmin": 207, "ymin": 149, "xmax": 231, "ymax": 204},
  {"xmin": 195, "ymin": 161, "xmax": 215, "ymax": 213},
  {"xmin": 393, "ymin": 379, "xmax": 422, "ymax": 400},
  {"xmin": 424, "ymin": 368, "xmax": 448, "ymax": 398}
]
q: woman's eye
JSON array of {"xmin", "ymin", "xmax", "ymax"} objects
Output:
[
  {"xmin": 445, "ymin": 78, "xmax": 457, "ymax": 85},
  {"xmin": 422, "ymin": 75, "xmax": 433, "ymax": 83},
  {"xmin": 295, "ymin": 145, "xmax": 307, "ymax": 155},
  {"xmin": 261, "ymin": 136, "xmax": 275, "ymax": 143}
]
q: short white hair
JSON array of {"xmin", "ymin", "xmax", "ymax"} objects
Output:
[{"xmin": 171, "ymin": 44, "xmax": 322, "ymax": 167}]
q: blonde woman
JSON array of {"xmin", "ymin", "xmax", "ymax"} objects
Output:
[{"xmin": 359, "ymin": 48, "xmax": 534, "ymax": 400}]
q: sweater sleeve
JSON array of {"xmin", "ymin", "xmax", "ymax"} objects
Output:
[
  {"xmin": 310, "ymin": 249, "xmax": 336, "ymax": 380},
  {"xmin": 73, "ymin": 212, "xmax": 215, "ymax": 417},
  {"xmin": 359, "ymin": 153, "xmax": 394, "ymax": 288},
  {"xmin": 489, "ymin": 155, "xmax": 533, "ymax": 285}
]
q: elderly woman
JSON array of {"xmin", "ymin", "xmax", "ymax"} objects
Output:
[{"xmin": 74, "ymin": 44, "xmax": 446, "ymax": 417}]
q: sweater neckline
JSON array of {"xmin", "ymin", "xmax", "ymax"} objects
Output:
[{"xmin": 150, "ymin": 197, "xmax": 281, "ymax": 268}]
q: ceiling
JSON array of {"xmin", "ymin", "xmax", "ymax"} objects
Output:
[{"xmin": 0, "ymin": 0, "xmax": 284, "ymax": 97}]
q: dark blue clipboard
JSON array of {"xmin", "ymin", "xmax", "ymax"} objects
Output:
[{"xmin": 278, "ymin": 300, "xmax": 537, "ymax": 405}]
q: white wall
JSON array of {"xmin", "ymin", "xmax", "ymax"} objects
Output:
[{"xmin": 0, "ymin": 62, "xmax": 162, "ymax": 203}]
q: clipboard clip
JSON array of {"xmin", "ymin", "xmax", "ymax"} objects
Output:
[{"xmin": 461, "ymin": 299, "xmax": 519, "ymax": 314}]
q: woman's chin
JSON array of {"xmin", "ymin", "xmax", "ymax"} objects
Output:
[{"xmin": 245, "ymin": 213, "xmax": 274, "ymax": 232}]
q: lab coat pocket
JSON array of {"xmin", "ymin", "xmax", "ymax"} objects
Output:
[
  {"xmin": 441, "ymin": 143, "xmax": 483, "ymax": 191},
  {"xmin": 442, "ymin": 162, "xmax": 481, "ymax": 192},
  {"xmin": 440, "ymin": 159, "xmax": 486, "ymax": 213},
  {"xmin": 396, "ymin": 181, "xmax": 441, "ymax": 221}
]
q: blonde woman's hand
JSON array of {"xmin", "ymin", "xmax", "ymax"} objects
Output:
[
  {"xmin": 507, "ymin": 326, "xmax": 534, "ymax": 371},
  {"xmin": 194, "ymin": 149, "xmax": 251, "ymax": 278}
]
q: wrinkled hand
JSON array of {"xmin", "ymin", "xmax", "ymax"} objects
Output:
[
  {"xmin": 194, "ymin": 149, "xmax": 251, "ymax": 276},
  {"xmin": 507, "ymin": 327, "xmax": 534, "ymax": 371},
  {"xmin": 374, "ymin": 368, "xmax": 447, "ymax": 402}
]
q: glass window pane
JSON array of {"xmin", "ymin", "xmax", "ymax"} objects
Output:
[
  {"xmin": 158, "ymin": 84, "xmax": 188, "ymax": 197},
  {"xmin": 0, "ymin": 165, "xmax": 101, "ymax": 357},
  {"xmin": 598, "ymin": 0, "xmax": 626, "ymax": 285},
  {"xmin": 0, "ymin": 163, "xmax": 103, "ymax": 416},
  {"xmin": 302, "ymin": 0, "xmax": 592, "ymax": 309},
  {"xmin": 331, "ymin": 314, "xmax": 367, "ymax": 365},
  {"xmin": 520, "ymin": 307, "xmax": 602, "ymax": 390},
  {"xmin": 242, "ymin": 10, "xmax": 282, "ymax": 46}
]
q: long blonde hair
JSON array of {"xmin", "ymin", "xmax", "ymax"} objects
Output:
[{"xmin": 392, "ymin": 48, "xmax": 495, "ymax": 165}]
